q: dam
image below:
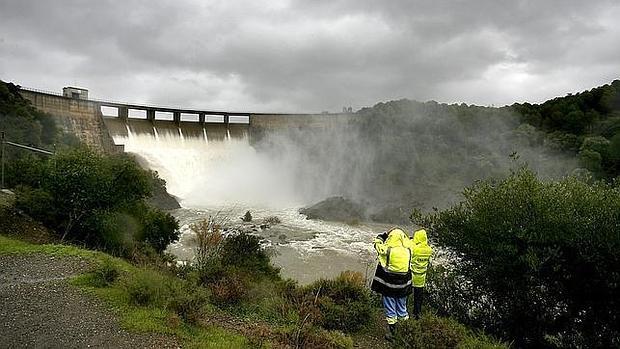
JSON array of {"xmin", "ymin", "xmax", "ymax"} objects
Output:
[{"xmin": 18, "ymin": 86, "xmax": 357, "ymax": 153}]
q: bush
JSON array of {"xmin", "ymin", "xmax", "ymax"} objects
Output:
[
  {"xmin": 90, "ymin": 258, "xmax": 120, "ymax": 287},
  {"xmin": 209, "ymin": 272, "xmax": 248, "ymax": 305},
  {"xmin": 393, "ymin": 313, "xmax": 505, "ymax": 349},
  {"xmin": 393, "ymin": 313, "xmax": 467, "ymax": 348},
  {"xmin": 135, "ymin": 204, "xmax": 179, "ymax": 253},
  {"xmin": 412, "ymin": 168, "xmax": 620, "ymax": 347},
  {"xmin": 221, "ymin": 232, "xmax": 279, "ymax": 278},
  {"xmin": 292, "ymin": 327, "xmax": 353, "ymax": 349},
  {"xmin": 302, "ymin": 271, "xmax": 374, "ymax": 333},
  {"xmin": 166, "ymin": 283, "xmax": 210, "ymax": 324},
  {"xmin": 125, "ymin": 269, "xmax": 168, "ymax": 306}
]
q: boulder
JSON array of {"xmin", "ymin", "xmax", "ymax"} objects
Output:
[{"xmin": 299, "ymin": 196, "xmax": 365, "ymax": 223}]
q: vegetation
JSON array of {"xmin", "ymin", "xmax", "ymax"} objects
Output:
[
  {"xmin": 393, "ymin": 312, "xmax": 506, "ymax": 349},
  {"xmin": 412, "ymin": 168, "xmax": 620, "ymax": 347},
  {"xmin": 12, "ymin": 148, "xmax": 179, "ymax": 255},
  {"xmin": 510, "ymin": 80, "xmax": 620, "ymax": 177}
]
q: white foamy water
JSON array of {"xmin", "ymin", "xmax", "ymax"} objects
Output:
[{"xmin": 112, "ymin": 127, "xmax": 392, "ymax": 283}]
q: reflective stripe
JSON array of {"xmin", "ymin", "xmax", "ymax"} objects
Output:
[
  {"xmin": 373, "ymin": 276, "xmax": 412, "ymax": 289},
  {"xmin": 386, "ymin": 247, "xmax": 392, "ymax": 267}
]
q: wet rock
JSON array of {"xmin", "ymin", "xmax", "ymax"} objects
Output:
[{"xmin": 299, "ymin": 196, "xmax": 366, "ymax": 223}]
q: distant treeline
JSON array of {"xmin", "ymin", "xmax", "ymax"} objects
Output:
[{"xmin": 510, "ymin": 79, "xmax": 620, "ymax": 177}]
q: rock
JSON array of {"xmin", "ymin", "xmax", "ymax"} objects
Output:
[
  {"xmin": 299, "ymin": 196, "xmax": 366, "ymax": 223},
  {"xmin": 131, "ymin": 153, "xmax": 181, "ymax": 210},
  {"xmin": 369, "ymin": 205, "xmax": 411, "ymax": 224}
]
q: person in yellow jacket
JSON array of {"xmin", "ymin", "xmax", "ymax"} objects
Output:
[
  {"xmin": 371, "ymin": 228, "xmax": 414, "ymax": 337},
  {"xmin": 407, "ymin": 229, "xmax": 433, "ymax": 319},
  {"xmin": 371, "ymin": 228, "xmax": 433, "ymax": 338}
]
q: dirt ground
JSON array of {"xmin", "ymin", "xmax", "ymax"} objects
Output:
[{"xmin": 0, "ymin": 254, "xmax": 178, "ymax": 349}]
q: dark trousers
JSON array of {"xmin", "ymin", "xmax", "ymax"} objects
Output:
[{"xmin": 413, "ymin": 287, "xmax": 424, "ymax": 318}]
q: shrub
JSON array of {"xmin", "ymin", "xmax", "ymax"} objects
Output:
[
  {"xmin": 393, "ymin": 313, "xmax": 505, "ymax": 349},
  {"xmin": 191, "ymin": 218, "xmax": 225, "ymax": 284},
  {"xmin": 220, "ymin": 232, "xmax": 279, "ymax": 278},
  {"xmin": 282, "ymin": 325, "xmax": 353, "ymax": 349},
  {"xmin": 125, "ymin": 269, "xmax": 167, "ymax": 306},
  {"xmin": 209, "ymin": 272, "xmax": 248, "ymax": 305},
  {"xmin": 135, "ymin": 204, "xmax": 179, "ymax": 253},
  {"xmin": 90, "ymin": 258, "xmax": 120, "ymax": 287},
  {"xmin": 166, "ymin": 283, "xmax": 210, "ymax": 324},
  {"xmin": 302, "ymin": 271, "xmax": 374, "ymax": 333},
  {"xmin": 412, "ymin": 167, "xmax": 620, "ymax": 347},
  {"xmin": 393, "ymin": 313, "xmax": 467, "ymax": 348}
]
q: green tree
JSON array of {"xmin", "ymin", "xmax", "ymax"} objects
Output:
[
  {"xmin": 412, "ymin": 168, "xmax": 620, "ymax": 347},
  {"xmin": 15, "ymin": 148, "xmax": 179, "ymax": 253}
]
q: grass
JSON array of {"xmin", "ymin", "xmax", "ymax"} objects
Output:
[{"xmin": 0, "ymin": 234, "xmax": 257, "ymax": 348}]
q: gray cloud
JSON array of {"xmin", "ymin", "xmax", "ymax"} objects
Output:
[{"xmin": 0, "ymin": 0, "xmax": 618, "ymax": 112}]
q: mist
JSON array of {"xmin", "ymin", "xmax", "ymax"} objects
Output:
[
  {"xmin": 112, "ymin": 99, "xmax": 577, "ymax": 222},
  {"xmin": 254, "ymin": 100, "xmax": 577, "ymax": 218}
]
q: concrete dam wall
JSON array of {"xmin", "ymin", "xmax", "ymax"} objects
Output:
[{"xmin": 19, "ymin": 87, "xmax": 357, "ymax": 153}]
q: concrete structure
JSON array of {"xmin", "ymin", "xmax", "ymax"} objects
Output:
[
  {"xmin": 62, "ymin": 87, "xmax": 89, "ymax": 100},
  {"xmin": 18, "ymin": 87, "xmax": 357, "ymax": 153},
  {"xmin": 19, "ymin": 89, "xmax": 121, "ymax": 153}
]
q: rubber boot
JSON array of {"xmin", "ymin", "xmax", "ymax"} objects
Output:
[{"xmin": 385, "ymin": 323, "xmax": 396, "ymax": 341}]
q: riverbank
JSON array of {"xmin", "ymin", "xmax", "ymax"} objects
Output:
[{"xmin": 0, "ymin": 212, "xmax": 506, "ymax": 349}]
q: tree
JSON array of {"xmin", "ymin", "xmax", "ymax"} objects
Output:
[
  {"xmin": 412, "ymin": 168, "xmax": 620, "ymax": 347},
  {"xmin": 15, "ymin": 148, "xmax": 179, "ymax": 253}
]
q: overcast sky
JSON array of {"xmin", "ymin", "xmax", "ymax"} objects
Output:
[{"xmin": 0, "ymin": 1, "xmax": 619, "ymax": 113}]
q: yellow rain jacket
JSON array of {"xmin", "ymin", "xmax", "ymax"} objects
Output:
[
  {"xmin": 407, "ymin": 229, "xmax": 433, "ymax": 287},
  {"xmin": 374, "ymin": 228, "xmax": 411, "ymax": 273}
]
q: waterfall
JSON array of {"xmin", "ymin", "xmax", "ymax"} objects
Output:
[{"xmin": 111, "ymin": 122, "xmax": 300, "ymax": 209}]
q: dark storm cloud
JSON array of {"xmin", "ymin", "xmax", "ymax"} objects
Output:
[{"xmin": 0, "ymin": 0, "xmax": 618, "ymax": 112}]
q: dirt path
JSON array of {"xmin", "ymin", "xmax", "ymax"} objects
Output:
[{"xmin": 0, "ymin": 254, "xmax": 178, "ymax": 349}]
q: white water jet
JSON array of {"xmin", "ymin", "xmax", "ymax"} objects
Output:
[{"xmin": 113, "ymin": 129, "xmax": 301, "ymax": 208}]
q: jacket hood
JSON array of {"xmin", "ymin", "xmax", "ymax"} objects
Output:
[
  {"xmin": 413, "ymin": 229, "xmax": 428, "ymax": 245},
  {"xmin": 386, "ymin": 228, "xmax": 408, "ymax": 247}
]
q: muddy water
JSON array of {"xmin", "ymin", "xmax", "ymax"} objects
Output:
[{"xmin": 167, "ymin": 206, "xmax": 409, "ymax": 284}]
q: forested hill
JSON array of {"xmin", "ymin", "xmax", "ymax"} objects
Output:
[{"xmin": 509, "ymin": 79, "xmax": 620, "ymax": 177}]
